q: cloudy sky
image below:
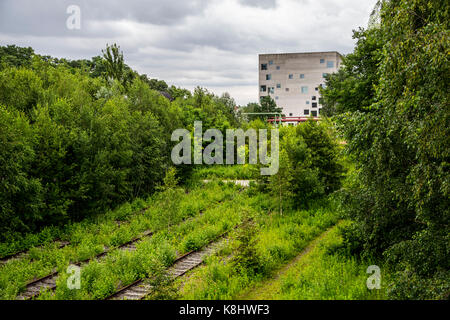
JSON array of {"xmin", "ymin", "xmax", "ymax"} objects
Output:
[{"xmin": 0, "ymin": 0, "xmax": 377, "ymax": 105}]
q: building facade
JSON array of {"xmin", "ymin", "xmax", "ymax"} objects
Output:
[{"xmin": 258, "ymin": 51, "xmax": 342, "ymax": 123}]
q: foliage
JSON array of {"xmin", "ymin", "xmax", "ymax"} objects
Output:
[
  {"xmin": 267, "ymin": 120, "xmax": 344, "ymax": 209},
  {"xmin": 145, "ymin": 258, "xmax": 180, "ymax": 300},
  {"xmin": 0, "ymin": 45, "xmax": 34, "ymax": 70},
  {"xmin": 179, "ymin": 198, "xmax": 341, "ymax": 299},
  {"xmin": 240, "ymin": 96, "xmax": 283, "ymax": 121},
  {"xmin": 322, "ymin": 0, "xmax": 449, "ymax": 299},
  {"xmin": 0, "ymin": 43, "xmax": 243, "ymax": 239},
  {"xmin": 320, "ymin": 27, "xmax": 383, "ymax": 116},
  {"xmin": 102, "ymin": 43, "xmax": 135, "ymax": 89},
  {"xmin": 231, "ymin": 217, "xmax": 261, "ymax": 275}
]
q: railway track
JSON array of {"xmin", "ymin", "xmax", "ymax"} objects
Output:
[
  {"xmin": 0, "ymin": 240, "xmax": 71, "ymax": 266},
  {"xmin": 16, "ymin": 229, "xmax": 155, "ymax": 300},
  {"xmin": 106, "ymin": 234, "xmax": 229, "ymax": 300},
  {"xmin": 3, "ymin": 185, "xmax": 228, "ymax": 267},
  {"xmin": 15, "ymin": 192, "xmax": 239, "ymax": 300}
]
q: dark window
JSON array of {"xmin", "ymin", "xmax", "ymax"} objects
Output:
[
  {"xmin": 300, "ymin": 74, "xmax": 305, "ymax": 79},
  {"xmin": 289, "ymin": 113, "xmax": 293, "ymax": 116},
  {"xmin": 269, "ymin": 60, "xmax": 274, "ymax": 65},
  {"xmin": 318, "ymin": 108, "xmax": 321, "ymax": 114},
  {"xmin": 261, "ymin": 63, "xmax": 267, "ymax": 70},
  {"xmin": 312, "ymin": 96, "xmax": 316, "ymax": 101},
  {"xmin": 320, "ymin": 58, "xmax": 325, "ymax": 64},
  {"xmin": 269, "ymin": 87, "xmax": 274, "ymax": 94},
  {"xmin": 311, "ymin": 110, "xmax": 317, "ymax": 117},
  {"xmin": 266, "ymin": 74, "xmax": 271, "ymax": 80},
  {"xmin": 285, "ymin": 88, "xmax": 289, "ymax": 92},
  {"xmin": 260, "ymin": 85, "xmax": 266, "ymax": 92},
  {"xmin": 276, "ymin": 83, "xmax": 281, "ymax": 88},
  {"xmin": 315, "ymin": 87, "xmax": 318, "ymax": 91},
  {"xmin": 288, "ymin": 74, "xmax": 293, "ymax": 79},
  {"xmin": 312, "ymin": 102, "xmax": 318, "ymax": 108},
  {"xmin": 304, "ymin": 109, "xmax": 309, "ymax": 115},
  {"xmin": 276, "ymin": 66, "xmax": 280, "ymax": 70}
]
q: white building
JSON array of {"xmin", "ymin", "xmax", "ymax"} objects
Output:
[{"xmin": 258, "ymin": 51, "xmax": 342, "ymax": 124}]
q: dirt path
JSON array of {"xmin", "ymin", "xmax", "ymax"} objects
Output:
[{"xmin": 238, "ymin": 224, "xmax": 340, "ymax": 300}]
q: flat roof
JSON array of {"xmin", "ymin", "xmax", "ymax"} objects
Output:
[{"xmin": 259, "ymin": 51, "xmax": 343, "ymax": 58}]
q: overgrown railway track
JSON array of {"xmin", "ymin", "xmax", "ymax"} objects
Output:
[
  {"xmin": 16, "ymin": 229, "xmax": 154, "ymax": 300},
  {"xmin": 106, "ymin": 232, "xmax": 230, "ymax": 300},
  {"xmin": 15, "ymin": 190, "xmax": 242, "ymax": 300}
]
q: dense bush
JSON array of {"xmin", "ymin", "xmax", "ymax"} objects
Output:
[
  {"xmin": 268, "ymin": 119, "xmax": 344, "ymax": 210},
  {"xmin": 321, "ymin": 0, "xmax": 449, "ymax": 299},
  {"xmin": 0, "ymin": 46, "xmax": 240, "ymax": 240}
]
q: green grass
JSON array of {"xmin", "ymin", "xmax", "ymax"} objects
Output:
[
  {"xmin": 247, "ymin": 222, "xmax": 387, "ymax": 299},
  {"xmin": 190, "ymin": 164, "xmax": 260, "ymax": 180},
  {"xmin": 176, "ymin": 198, "xmax": 341, "ymax": 300},
  {"xmin": 38, "ymin": 187, "xmax": 253, "ymax": 300},
  {"xmin": 178, "ymin": 218, "xmax": 387, "ymax": 300}
]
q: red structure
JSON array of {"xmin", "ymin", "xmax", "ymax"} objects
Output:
[{"xmin": 267, "ymin": 116, "xmax": 320, "ymax": 125}]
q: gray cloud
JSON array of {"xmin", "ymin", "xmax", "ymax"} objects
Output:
[
  {"xmin": 0, "ymin": 0, "xmax": 378, "ymax": 105},
  {"xmin": 238, "ymin": 0, "xmax": 278, "ymax": 9}
]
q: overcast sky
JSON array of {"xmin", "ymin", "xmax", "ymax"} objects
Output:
[{"xmin": 0, "ymin": 0, "xmax": 377, "ymax": 105}]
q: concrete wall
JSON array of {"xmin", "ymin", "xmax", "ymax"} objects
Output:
[{"xmin": 258, "ymin": 51, "xmax": 342, "ymax": 120}]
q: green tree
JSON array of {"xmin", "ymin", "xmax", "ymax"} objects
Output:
[
  {"xmin": 241, "ymin": 96, "xmax": 283, "ymax": 122},
  {"xmin": 102, "ymin": 43, "xmax": 135, "ymax": 89},
  {"xmin": 320, "ymin": 27, "xmax": 383, "ymax": 116},
  {"xmin": 0, "ymin": 106, "xmax": 43, "ymax": 237},
  {"xmin": 0, "ymin": 45, "xmax": 34, "ymax": 70},
  {"xmin": 0, "ymin": 67, "xmax": 43, "ymax": 116},
  {"xmin": 325, "ymin": 0, "xmax": 449, "ymax": 299}
]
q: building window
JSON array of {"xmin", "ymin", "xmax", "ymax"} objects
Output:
[
  {"xmin": 315, "ymin": 87, "xmax": 319, "ymax": 91},
  {"xmin": 312, "ymin": 96, "xmax": 316, "ymax": 101},
  {"xmin": 312, "ymin": 102, "xmax": 318, "ymax": 108},
  {"xmin": 269, "ymin": 87, "xmax": 274, "ymax": 94},
  {"xmin": 261, "ymin": 63, "xmax": 267, "ymax": 70},
  {"xmin": 301, "ymin": 86, "xmax": 308, "ymax": 93},
  {"xmin": 320, "ymin": 58, "xmax": 325, "ymax": 64},
  {"xmin": 322, "ymin": 73, "xmax": 328, "ymax": 78},
  {"xmin": 275, "ymin": 96, "xmax": 279, "ymax": 100},
  {"xmin": 285, "ymin": 88, "xmax": 289, "ymax": 92},
  {"xmin": 300, "ymin": 74, "xmax": 305, "ymax": 79},
  {"xmin": 327, "ymin": 61, "xmax": 334, "ymax": 68},
  {"xmin": 288, "ymin": 74, "xmax": 293, "ymax": 79},
  {"xmin": 266, "ymin": 74, "xmax": 271, "ymax": 80},
  {"xmin": 318, "ymin": 108, "xmax": 321, "ymax": 114},
  {"xmin": 306, "ymin": 101, "xmax": 310, "ymax": 104},
  {"xmin": 276, "ymin": 66, "xmax": 280, "ymax": 70},
  {"xmin": 260, "ymin": 85, "xmax": 266, "ymax": 92},
  {"xmin": 289, "ymin": 113, "xmax": 293, "ymax": 116},
  {"xmin": 304, "ymin": 109, "xmax": 309, "ymax": 115},
  {"xmin": 311, "ymin": 110, "xmax": 317, "ymax": 117},
  {"xmin": 276, "ymin": 83, "xmax": 281, "ymax": 88},
  {"xmin": 269, "ymin": 60, "xmax": 274, "ymax": 65}
]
